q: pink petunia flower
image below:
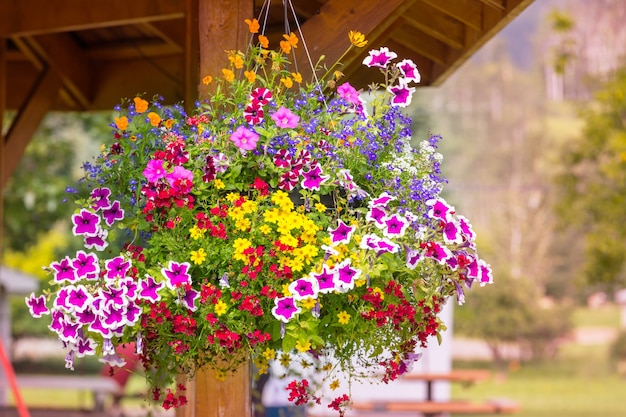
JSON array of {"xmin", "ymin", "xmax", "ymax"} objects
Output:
[
  {"xmin": 230, "ymin": 126, "xmax": 259, "ymax": 151},
  {"xmin": 271, "ymin": 106, "xmax": 300, "ymax": 129}
]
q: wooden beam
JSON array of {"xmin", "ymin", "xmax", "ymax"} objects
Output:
[
  {"xmin": 294, "ymin": 0, "xmax": 418, "ymax": 83},
  {"xmin": 185, "ymin": 0, "xmax": 199, "ymax": 107},
  {"xmin": 403, "ymin": 1, "xmax": 466, "ymax": 49},
  {"xmin": 422, "ymin": 0, "xmax": 483, "ymax": 31},
  {"xmin": 429, "ymin": 0, "xmax": 534, "ymax": 86},
  {"xmin": 0, "ymin": 0, "xmax": 186, "ymax": 37},
  {"xmin": 393, "ymin": 23, "xmax": 449, "ymax": 67},
  {"xmin": 2, "ymin": 68, "xmax": 61, "ymax": 187},
  {"xmin": 25, "ymin": 34, "xmax": 93, "ymax": 109}
]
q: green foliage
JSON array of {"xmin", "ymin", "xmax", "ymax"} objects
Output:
[{"xmin": 555, "ymin": 69, "xmax": 626, "ymax": 287}]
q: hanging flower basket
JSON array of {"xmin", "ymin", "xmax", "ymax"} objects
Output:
[{"xmin": 26, "ymin": 18, "xmax": 493, "ymax": 416}]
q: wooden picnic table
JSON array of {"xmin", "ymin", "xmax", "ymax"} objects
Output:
[{"xmin": 401, "ymin": 369, "xmax": 492, "ymax": 401}]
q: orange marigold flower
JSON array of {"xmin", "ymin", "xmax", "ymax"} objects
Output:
[
  {"xmin": 202, "ymin": 75, "xmax": 213, "ymax": 85},
  {"xmin": 244, "ymin": 18, "xmax": 260, "ymax": 34},
  {"xmin": 114, "ymin": 116, "xmax": 129, "ymax": 130},
  {"xmin": 258, "ymin": 35, "xmax": 269, "ymax": 48},
  {"xmin": 291, "ymin": 72, "xmax": 302, "ymax": 83},
  {"xmin": 148, "ymin": 112, "xmax": 161, "ymax": 127},
  {"xmin": 284, "ymin": 32, "xmax": 298, "ymax": 48},
  {"xmin": 281, "ymin": 77, "xmax": 293, "ymax": 88},
  {"xmin": 228, "ymin": 52, "xmax": 244, "ymax": 69},
  {"xmin": 133, "ymin": 97, "xmax": 148, "ymax": 113},
  {"xmin": 348, "ymin": 30, "xmax": 368, "ymax": 47},
  {"xmin": 222, "ymin": 68, "xmax": 235, "ymax": 83},
  {"xmin": 164, "ymin": 119, "xmax": 175, "ymax": 129},
  {"xmin": 244, "ymin": 70, "xmax": 256, "ymax": 83}
]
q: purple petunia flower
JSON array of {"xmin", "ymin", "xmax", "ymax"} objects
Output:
[
  {"xmin": 74, "ymin": 336, "xmax": 97, "ymax": 358},
  {"xmin": 457, "ymin": 215, "xmax": 476, "ymax": 241},
  {"xmin": 328, "ymin": 219, "xmax": 356, "ymax": 245},
  {"xmin": 396, "ymin": 59, "xmax": 421, "ymax": 84},
  {"xmin": 335, "ymin": 259, "xmax": 361, "ymax": 291},
  {"xmin": 102, "ymin": 200, "xmax": 125, "ymax": 226},
  {"xmin": 387, "ymin": 82, "xmax": 416, "ymax": 108},
  {"xmin": 162, "ymin": 261, "xmax": 192, "ymax": 290},
  {"xmin": 271, "ymin": 106, "xmax": 300, "ymax": 129},
  {"xmin": 104, "ymin": 256, "xmax": 131, "ymax": 280},
  {"xmin": 138, "ymin": 275, "xmax": 164, "ymax": 302},
  {"xmin": 426, "ymin": 198, "xmax": 454, "ymax": 222},
  {"xmin": 382, "ymin": 213, "xmax": 409, "ymax": 238},
  {"xmin": 405, "ymin": 247, "xmax": 422, "ymax": 270},
  {"xmin": 90, "ymin": 187, "xmax": 112, "ymax": 211},
  {"xmin": 288, "ymin": 277, "xmax": 319, "ymax": 300},
  {"xmin": 71, "ymin": 209, "xmax": 101, "ymax": 236},
  {"xmin": 180, "ymin": 288, "xmax": 199, "ymax": 311},
  {"xmin": 271, "ymin": 297, "xmax": 301, "ymax": 323},
  {"xmin": 367, "ymin": 206, "xmax": 388, "ymax": 228},
  {"xmin": 230, "ymin": 126, "xmax": 259, "ymax": 151},
  {"xmin": 71, "ymin": 251, "xmax": 100, "ymax": 280},
  {"xmin": 362, "ymin": 47, "xmax": 397, "ymax": 68},
  {"xmin": 369, "ymin": 192, "xmax": 395, "ymax": 208},
  {"xmin": 311, "ymin": 265, "xmax": 337, "ymax": 294},
  {"xmin": 67, "ymin": 285, "xmax": 92, "ymax": 312},
  {"xmin": 25, "ymin": 293, "xmax": 49, "ymax": 318},
  {"xmin": 50, "ymin": 257, "xmax": 78, "ymax": 283},
  {"xmin": 375, "ymin": 238, "xmax": 400, "ymax": 254},
  {"xmin": 301, "ymin": 164, "xmax": 329, "ymax": 191},
  {"xmin": 443, "ymin": 220, "xmax": 463, "ymax": 244}
]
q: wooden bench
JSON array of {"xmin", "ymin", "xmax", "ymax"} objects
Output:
[
  {"xmin": 1, "ymin": 374, "xmax": 122, "ymax": 411},
  {"xmin": 352, "ymin": 399, "xmax": 521, "ymax": 415}
]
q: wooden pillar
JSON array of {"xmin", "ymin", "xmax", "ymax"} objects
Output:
[{"xmin": 177, "ymin": 1, "xmax": 253, "ymax": 417}]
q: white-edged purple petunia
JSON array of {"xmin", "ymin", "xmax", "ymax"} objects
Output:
[
  {"xmin": 366, "ymin": 206, "xmax": 387, "ymax": 228},
  {"xmin": 71, "ymin": 209, "xmax": 101, "ymax": 236},
  {"xmin": 405, "ymin": 247, "xmax": 423, "ymax": 270},
  {"xmin": 83, "ymin": 228, "xmax": 109, "ymax": 251},
  {"xmin": 25, "ymin": 293, "xmax": 49, "ymax": 318},
  {"xmin": 90, "ymin": 187, "xmax": 112, "ymax": 211},
  {"xmin": 328, "ymin": 219, "xmax": 356, "ymax": 246},
  {"xmin": 104, "ymin": 256, "xmax": 131, "ymax": 280},
  {"xmin": 442, "ymin": 220, "xmax": 463, "ymax": 244},
  {"xmin": 50, "ymin": 257, "xmax": 78, "ymax": 283},
  {"xmin": 102, "ymin": 200, "xmax": 125, "ymax": 226},
  {"xmin": 271, "ymin": 297, "xmax": 301, "ymax": 323},
  {"xmin": 457, "ymin": 215, "xmax": 476, "ymax": 241},
  {"xmin": 288, "ymin": 277, "xmax": 319, "ymax": 300},
  {"xmin": 387, "ymin": 81, "xmax": 416, "ymax": 108},
  {"xmin": 396, "ymin": 59, "xmax": 421, "ymax": 84},
  {"xmin": 381, "ymin": 213, "xmax": 410, "ymax": 238},
  {"xmin": 301, "ymin": 164, "xmax": 329, "ymax": 191},
  {"xmin": 311, "ymin": 265, "xmax": 338, "ymax": 294},
  {"xmin": 478, "ymin": 260, "xmax": 493, "ymax": 285},
  {"xmin": 335, "ymin": 258, "xmax": 361, "ymax": 292},
  {"xmin": 375, "ymin": 237, "xmax": 400, "ymax": 254},
  {"xmin": 71, "ymin": 250, "xmax": 100, "ymax": 280},
  {"xmin": 74, "ymin": 336, "xmax": 97, "ymax": 358},
  {"xmin": 162, "ymin": 261, "xmax": 192, "ymax": 290},
  {"xmin": 67, "ymin": 285, "xmax": 92, "ymax": 312},
  {"xmin": 138, "ymin": 275, "xmax": 165, "ymax": 302},
  {"xmin": 180, "ymin": 287, "xmax": 199, "ymax": 311},
  {"xmin": 362, "ymin": 47, "xmax": 397, "ymax": 68},
  {"xmin": 426, "ymin": 198, "xmax": 454, "ymax": 222},
  {"xmin": 369, "ymin": 192, "xmax": 395, "ymax": 208}
]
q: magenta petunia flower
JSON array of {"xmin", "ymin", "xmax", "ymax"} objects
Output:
[
  {"xmin": 90, "ymin": 187, "xmax": 111, "ymax": 211},
  {"xmin": 311, "ymin": 265, "xmax": 338, "ymax": 294},
  {"xmin": 138, "ymin": 275, "xmax": 164, "ymax": 302},
  {"xmin": 83, "ymin": 228, "xmax": 109, "ymax": 251},
  {"xmin": 457, "ymin": 215, "xmax": 476, "ymax": 240},
  {"xmin": 244, "ymin": 101, "xmax": 264, "ymax": 125},
  {"xmin": 166, "ymin": 166, "xmax": 194, "ymax": 189},
  {"xmin": 405, "ymin": 248, "xmax": 422, "ymax": 270},
  {"xmin": 230, "ymin": 126, "xmax": 259, "ymax": 151},
  {"xmin": 181, "ymin": 288, "xmax": 199, "ymax": 311},
  {"xmin": 75, "ymin": 336, "xmax": 97, "ymax": 358},
  {"xmin": 478, "ymin": 260, "xmax": 493, "ymax": 285},
  {"xmin": 382, "ymin": 213, "xmax": 409, "ymax": 238},
  {"xmin": 25, "ymin": 293, "xmax": 49, "ymax": 318},
  {"xmin": 102, "ymin": 200, "xmax": 124, "ymax": 226},
  {"xmin": 104, "ymin": 256, "xmax": 131, "ymax": 280},
  {"xmin": 426, "ymin": 198, "xmax": 454, "ymax": 222},
  {"xmin": 362, "ymin": 47, "xmax": 397, "ymax": 68},
  {"xmin": 50, "ymin": 257, "xmax": 78, "ymax": 283},
  {"xmin": 124, "ymin": 302, "xmax": 142, "ymax": 324},
  {"xmin": 162, "ymin": 261, "xmax": 191, "ymax": 290},
  {"xmin": 335, "ymin": 259, "xmax": 361, "ymax": 291},
  {"xmin": 328, "ymin": 219, "xmax": 356, "ymax": 245},
  {"xmin": 271, "ymin": 297, "xmax": 301, "ymax": 323},
  {"xmin": 337, "ymin": 82, "xmax": 362, "ymax": 106},
  {"xmin": 71, "ymin": 209, "xmax": 101, "ymax": 236},
  {"xmin": 250, "ymin": 87, "xmax": 273, "ymax": 105},
  {"xmin": 288, "ymin": 277, "xmax": 319, "ymax": 300},
  {"xmin": 71, "ymin": 250, "xmax": 99, "ymax": 280},
  {"xmin": 387, "ymin": 82, "xmax": 416, "ymax": 108},
  {"xmin": 369, "ymin": 192, "xmax": 395, "ymax": 208},
  {"xmin": 143, "ymin": 159, "xmax": 167, "ymax": 183},
  {"xmin": 443, "ymin": 220, "xmax": 463, "ymax": 244},
  {"xmin": 271, "ymin": 106, "xmax": 300, "ymax": 129},
  {"xmin": 366, "ymin": 206, "xmax": 388, "ymax": 227},
  {"xmin": 396, "ymin": 59, "xmax": 421, "ymax": 84},
  {"xmin": 359, "ymin": 233, "xmax": 381, "ymax": 251},
  {"xmin": 67, "ymin": 285, "xmax": 92, "ymax": 312},
  {"xmin": 301, "ymin": 164, "xmax": 329, "ymax": 190}
]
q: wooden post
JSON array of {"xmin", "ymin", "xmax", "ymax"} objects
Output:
[{"xmin": 177, "ymin": 2, "xmax": 253, "ymax": 417}]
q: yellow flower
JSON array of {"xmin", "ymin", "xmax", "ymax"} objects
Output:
[
  {"xmin": 281, "ymin": 77, "xmax": 293, "ymax": 88},
  {"xmin": 213, "ymin": 179, "xmax": 225, "ymax": 189},
  {"xmin": 372, "ymin": 287, "xmax": 385, "ymax": 300},
  {"xmin": 262, "ymin": 348, "xmax": 276, "ymax": 361},
  {"xmin": 214, "ymin": 300, "xmax": 228, "ymax": 316},
  {"xmin": 228, "ymin": 52, "xmax": 244, "ymax": 69},
  {"xmin": 147, "ymin": 112, "xmax": 161, "ymax": 127},
  {"xmin": 295, "ymin": 339, "xmax": 311, "ymax": 353},
  {"xmin": 233, "ymin": 237, "xmax": 252, "ymax": 255},
  {"xmin": 337, "ymin": 311, "xmax": 351, "ymax": 324},
  {"xmin": 164, "ymin": 119, "xmax": 175, "ymax": 129},
  {"xmin": 334, "ymin": 70, "xmax": 344, "ymax": 80},
  {"xmin": 226, "ymin": 192, "xmax": 241, "ymax": 202},
  {"xmin": 329, "ymin": 379, "xmax": 340, "ymax": 390},
  {"xmin": 280, "ymin": 353, "xmax": 291, "ymax": 367},
  {"xmin": 202, "ymin": 75, "xmax": 213, "ymax": 85},
  {"xmin": 300, "ymin": 297, "xmax": 317, "ymax": 310},
  {"xmin": 315, "ymin": 203, "xmax": 327, "ymax": 213},
  {"xmin": 244, "ymin": 70, "xmax": 256, "ymax": 83},
  {"xmin": 258, "ymin": 35, "xmax": 269, "ymax": 48},
  {"xmin": 114, "ymin": 116, "xmax": 129, "ymax": 131},
  {"xmin": 259, "ymin": 224, "xmax": 272, "ymax": 235},
  {"xmin": 291, "ymin": 72, "xmax": 303, "ymax": 83},
  {"xmin": 189, "ymin": 225, "xmax": 205, "ymax": 240},
  {"xmin": 244, "ymin": 18, "xmax": 260, "ymax": 33},
  {"xmin": 190, "ymin": 248, "xmax": 207, "ymax": 265},
  {"xmin": 222, "ymin": 68, "xmax": 235, "ymax": 82},
  {"xmin": 133, "ymin": 97, "xmax": 149, "ymax": 113},
  {"xmin": 235, "ymin": 217, "xmax": 251, "ymax": 231},
  {"xmin": 348, "ymin": 30, "xmax": 368, "ymax": 47}
]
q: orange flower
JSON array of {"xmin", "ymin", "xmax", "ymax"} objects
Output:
[
  {"xmin": 291, "ymin": 72, "xmax": 302, "ymax": 83},
  {"xmin": 281, "ymin": 77, "xmax": 293, "ymax": 88},
  {"xmin": 114, "ymin": 116, "xmax": 129, "ymax": 130},
  {"xmin": 244, "ymin": 70, "xmax": 256, "ymax": 83},
  {"xmin": 348, "ymin": 31, "xmax": 368, "ymax": 48},
  {"xmin": 244, "ymin": 18, "xmax": 260, "ymax": 34},
  {"xmin": 222, "ymin": 68, "xmax": 235, "ymax": 83},
  {"xmin": 202, "ymin": 75, "xmax": 213, "ymax": 85},
  {"xmin": 280, "ymin": 32, "xmax": 298, "ymax": 54},
  {"xmin": 228, "ymin": 51, "xmax": 244, "ymax": 69},
  {"xmin": 148, "ymin": 112, "xmax": 161, "ymax": 127},
  {"xmin": 258, "ymin": 35, "xmax": 269, "ymax": 48},
  {"xmin": 133, "ymin": 97, "xmax": 148, "ymax": 113},
  {"xmin": 164, "ymin": 119, "xmax": 175, "ymax": 129}
]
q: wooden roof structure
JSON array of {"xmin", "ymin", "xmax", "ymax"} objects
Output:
[{"xmin": 0, "ymin": 0, "xmax": 533, "ymax": 184}]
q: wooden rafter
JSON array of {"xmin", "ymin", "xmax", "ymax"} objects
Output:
[
  {"xmin": 0, "ymin": 0, "xmax": 186, "ymax": 37},
  {"xmin": 2, "ymin": 68, "xmax": 61, "ymax": 187},
  {"xmin": 403, "ymin": 1, "xmax": 466, "ymax": 50},
  {"xmin": 294, "ymin": 0, "xmax": 418, "ymax": 83},
  {"xmin": 422, "ymin": 0, "xmax": 483, "ymax": 31}
]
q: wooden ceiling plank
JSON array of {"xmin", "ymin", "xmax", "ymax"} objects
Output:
[
  {"xmin": 429, "ymin": 0, "xmax": 533, "ymax": 85},
  {"xmin": 26, "ymin": 34, "xmax": 93, "ymax": 109},
  {"xmin": 421, "ymin": 0, "xmax": 483, "ymax": 31},
  {"xmin": 479, "ymin": 0, "xmax": 506, "ymax": 11},
  {"xmin": 403, "ymin": 2, "xmax": 465, "ymax": 49},
  {"xmin": 294, "ymin": 0, "xmax": 418, "ymax": 83},
  {"xmin": 393, "ymin": 24, "xmax": 448, "ymax": 66},
  {"xmin": 2, "ymin": 68, "xmax": 61, "ymax": 187},
  {"xmin": 0, "ymin": 0, "xmax": 186, "ymax": 37},
  {"xmin": 10, "ymin": 37, "xmax": 44, "ymax": 71},
  {"xmin": 84, "ymin": 41, "xmax": 183, "ymax": 61}
]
